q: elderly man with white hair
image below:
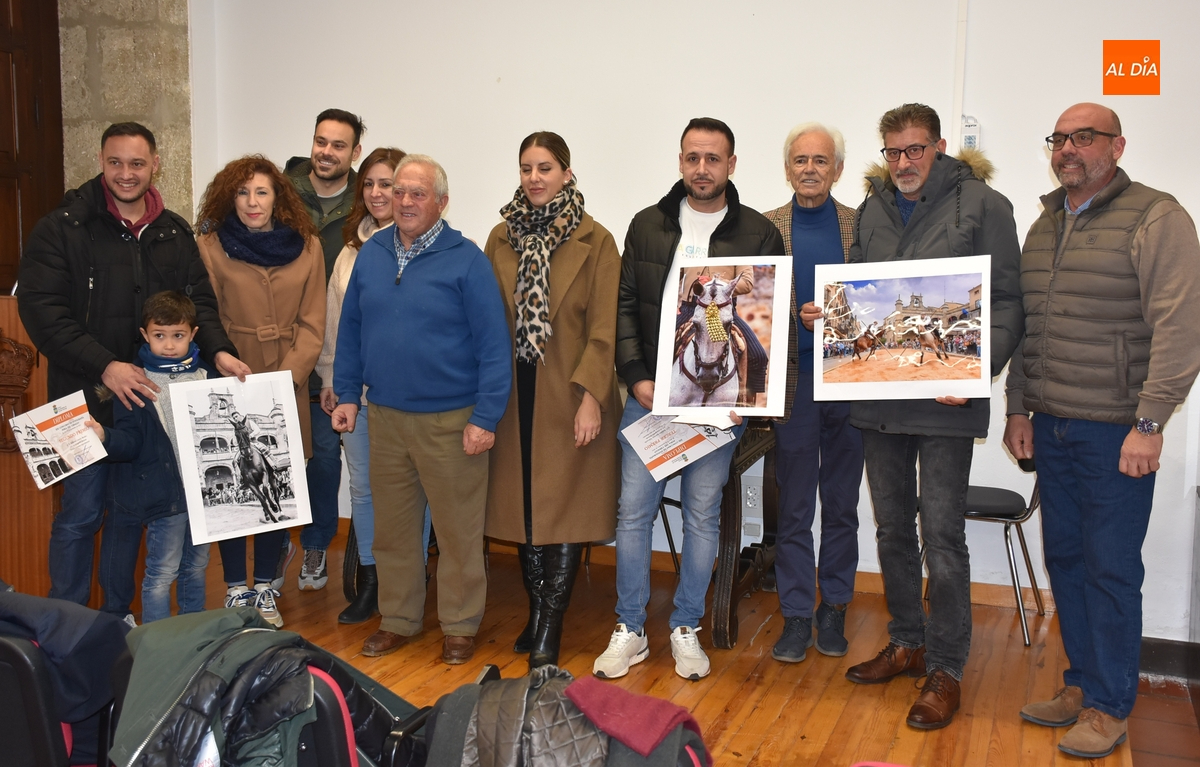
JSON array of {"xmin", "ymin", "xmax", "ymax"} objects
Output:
[
  {"xmin": 761, "ymin": 122, "xmax": 864, "ymax": 664},
  {"xmin": 331, "ymin": 154, "xmax": 512, "ymax": 664}
]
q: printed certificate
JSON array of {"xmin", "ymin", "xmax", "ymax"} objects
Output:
[
  {"xmin": 621, "ymin": 412, "xmax": 737, "ymax": 482},
  {"xmin": 9, "ymin": 391, "xmax": 107, "ymax": 489}
]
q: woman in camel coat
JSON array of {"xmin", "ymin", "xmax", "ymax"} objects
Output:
[
  {"xmin": 484, "ymin": 131, "xmax": 620, "ymax": 670},
  {"xmin": 195, "ymin": 155, "xmax": 325, "ymax": 629}
]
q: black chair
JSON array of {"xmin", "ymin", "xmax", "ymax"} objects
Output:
[
  {"xmin": 0, "ymin": 635, "xmax": 71, "ymax": 767},
  {"xmin": 961, "ymin": 459, "xmax": 1045, "ymax": 646}
]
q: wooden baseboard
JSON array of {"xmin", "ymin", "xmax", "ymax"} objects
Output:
[
  {"xmin": 852, "ymin": 571, "xmax": 1056, "ymax": 613},
  {"xmin": 484, "ymin": 539, "xmax": 1056, "ymax": 612}
]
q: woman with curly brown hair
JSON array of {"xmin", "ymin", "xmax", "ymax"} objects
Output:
[{"xmin": 196, "ymin": 155, "xmax": 325, "ymax": 628}]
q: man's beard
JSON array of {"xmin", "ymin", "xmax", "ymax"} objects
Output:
[
  {"xmin": 684, "ymin": 177, "xmax": 727, "ymax": 202},
  {"xmin": 312, "ymin": 156, "xmax": 349, "ymax": 181},
  {"xmin": 106, "ymin": 178, "xmax": 148, "ymax": 203},
  {"xmin": 1054, "ymin": 153, "xmax": 1114, "ymax": 190},
  {"xmin": 893, "ymin": 170, "xmax": 922, "ymax": 195}
]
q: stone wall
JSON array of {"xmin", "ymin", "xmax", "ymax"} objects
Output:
[{"xmin": 59, "ymin": 0, "xmax": 193, "ymax": 218}]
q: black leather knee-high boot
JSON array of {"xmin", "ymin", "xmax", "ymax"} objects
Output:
[
  {"xmin": 514, "ymin": 544, "xmax": 545, "ymax": 653},
  {"xmin": 529, "ymin": 543, "xmax": 582, "ymax": 669},
  {"xmin": 338, "ymin": 564, "xmax": 378, "ymax": 624}
]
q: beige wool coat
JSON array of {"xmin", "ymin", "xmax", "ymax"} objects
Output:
[
  {"xmin": 197, "ymin": 232, "xmax": 326, "ymax": 458},
  {"xmin": 484, "ymin": 213, "xmax": 621, "ymax": 545}
]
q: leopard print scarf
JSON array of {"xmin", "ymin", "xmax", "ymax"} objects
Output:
[{"xmin": 501, "ymin": 179, "xmax": 585, "ymax": 364}]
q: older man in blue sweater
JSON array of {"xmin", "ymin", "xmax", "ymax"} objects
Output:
[
  {"xmin": 762, "ymin": 123, "xmax": 864, "ymax": 666},
  {"xmin": 332, "ymin": 154, "xmax": 512, "ymax": 664}
]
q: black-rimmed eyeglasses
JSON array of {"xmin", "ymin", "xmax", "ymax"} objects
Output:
[
  {"xmin": 1045, "ymin": 129, "xmax": 1119, "ymax": 151},
  {"xmin": 881, "ymin": 143, "xmax": 936, "ymax": 163}
]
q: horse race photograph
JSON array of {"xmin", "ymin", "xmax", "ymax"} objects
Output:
[
  {"xmin": 653, "ymin": 256, "xmax": 793, "ymax": 418},
  {"xmin": 169, "ymin": 371, "xmax": 311, "ymax": 544},
  {"xmin": 812, "ymin": 255, "xmax": 993, "ymax": 402}
]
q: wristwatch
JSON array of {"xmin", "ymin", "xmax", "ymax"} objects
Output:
[{"xmin": 1135, "ymin": 417, "xmax": 1161, "ymax": 436}]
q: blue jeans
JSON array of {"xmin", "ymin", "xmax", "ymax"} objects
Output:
[
  {"xmin": 860, "ymin": 429, "xmax": 973, "ymax": 680},
  {"xmin": 614, "ymin": 398, "xmax": 745, "ymax": 633},
  {"xmin": 49, "ymin": 463, "xmax": 110, "ymax": 607},
  {"xmin": 342, "ymin": 404, "xmax": 376, "ymax": 565},
  {"xmin": 1033, "ymin": 414, "xmax": 1154, "ymax": 719},
  {"xmin": 302, "ymin": 397, "xmax": 342, "ymax": 551},
  {"xmin": 772, "ymin": 375, "xmax": 863, "ymax": 617},
  {"xmin": 141, "ymin": 514, "xmax": 211, "ymax": 622}
]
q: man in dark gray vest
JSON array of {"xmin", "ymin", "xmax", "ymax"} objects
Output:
[{"xmin": 1004, "ymin": 102, "xmax": 1200, "ymax": 759}]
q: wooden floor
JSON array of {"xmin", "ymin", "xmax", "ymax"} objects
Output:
[{"xmin": 203, "ymin": 533, "xmax": 1164, "ymax": 766}]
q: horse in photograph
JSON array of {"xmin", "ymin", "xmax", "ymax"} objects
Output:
[
  {"xmin": 852, "ymin": 322, "xmax": 883, "ymax": 361},
  {"xmin": 671, "ymin": 276, "xmax": 748, "ymax": 407},
  {"xmin": 229, "ymin": 415, "xmax": 286, "ymax": 524},
  {"xmin": 900, "ymin": 315, "xmax": 950, "ymax": 365}
]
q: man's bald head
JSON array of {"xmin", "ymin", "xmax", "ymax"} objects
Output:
[{"xmin": 1057, "ymin": 102, "xmax": 1122, "ymax": 136}]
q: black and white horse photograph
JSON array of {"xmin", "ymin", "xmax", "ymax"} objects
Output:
[{"xmin": 169, "ymin": 371, "xmax": 311, "ymax": 544}]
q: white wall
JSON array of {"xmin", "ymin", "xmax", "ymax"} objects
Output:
[{"xmin": 190, "ymin": 0, "xmax": 1199, "ymax": 640}]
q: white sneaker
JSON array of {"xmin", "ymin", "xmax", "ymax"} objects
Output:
[
  {"xmin": 298, "ymin": 548, "xmax": 328, "ymax": 591},
  {"xmin": 593, "ymin": 623, "xmax": 649, "ymax": 679},
  {"xmin": 253, "ymin": 583, "xmax": 284, "ymax": 628},
  {"xmin": 225, "ymin": 585, "xmax": 255, "ymax": 609},
  {"xmin": 670, "ymin": 626, "xmax": 710, "ymax": 680},
  {"xmin": 123, "ymin": 613, "xmax": 137, "ymax": 629}
]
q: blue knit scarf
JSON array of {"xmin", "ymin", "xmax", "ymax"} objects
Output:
[
  {"xmin": 138, "ymin": 341, "xmax": 202, "ymax": 374},
  {"xmin": 216, "ymin": 213, "xmax": 305, "ymax": 267}
]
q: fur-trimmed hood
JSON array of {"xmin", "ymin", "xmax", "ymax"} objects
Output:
[{"xmin": 862, "ymin": 147, "xmax": 995, "ymax": 196}]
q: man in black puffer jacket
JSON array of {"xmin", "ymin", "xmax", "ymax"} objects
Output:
[
  {"xmin": 596, "ymin": 118, "xmax": 783, "ymax": 684},
  {"xmin": 17, "ymin": 123, "xmax": 247, "ymax": 615}
]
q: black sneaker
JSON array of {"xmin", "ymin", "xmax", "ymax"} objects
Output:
[
  {"xmin": 772, "ymin": 616, "xmax": 814, "ymax": 663},
  {"xmin": 815, "ymin": 602, "xmax": 849, "ymax": 656}
]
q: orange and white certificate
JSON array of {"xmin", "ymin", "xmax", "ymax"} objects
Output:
[
  {"xmin": 621, "ymin": 412, "xmax": 737, "ymax": 482},
  {"xmin": 9, "ymin": 391, "xmax": 107, "ymax": 488}
]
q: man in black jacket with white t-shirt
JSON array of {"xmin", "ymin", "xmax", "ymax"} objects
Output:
[{"xmin": 594, "ymin": 117, "xmax": 784, "ymax": 683}]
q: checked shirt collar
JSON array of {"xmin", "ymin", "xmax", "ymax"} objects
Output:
[{"xmin": 393, "ymin": 219, "xmax": 445, "ymax": 283}]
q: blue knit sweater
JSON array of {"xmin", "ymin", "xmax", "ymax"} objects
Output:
[{"xmin": 333, "ymin": 223, "xmax": 512, "ymax": 432}]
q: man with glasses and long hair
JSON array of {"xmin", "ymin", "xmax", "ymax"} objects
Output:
[
  {"xmin": 1003, "ymin": 103, "xmax": 1200, "ymax": 759},
  {"xmin": 839, "ymin": 103, "xmax": 1023, "ymax": 730}
]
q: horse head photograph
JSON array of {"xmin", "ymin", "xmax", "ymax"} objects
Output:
[{"xmin": 671, "ymin": 276, "xmax": 746, "ymax": 408}]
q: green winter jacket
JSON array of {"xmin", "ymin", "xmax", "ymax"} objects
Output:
[
  {"xmin": 285, "ymin": 157, "xmax": 358, "ymax": 281},
  {"xmin": 110, "ymin": 608, "xmax": 316, "ymax": 767}
]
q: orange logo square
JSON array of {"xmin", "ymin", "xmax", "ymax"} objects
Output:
[{"xmin": 1103, "ymin": 40, "xmax": 1160, "ymax": 95}]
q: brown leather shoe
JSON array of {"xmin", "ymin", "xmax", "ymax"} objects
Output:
[
  {"xmin": 1058, "ymin": 708, "xmax": 1127, "ymax": 758},
  {"xmin": 1021, "ymin": 685, "xmax": 1083, "ymax": 727},
  {"xmin": 845, "ymin": 642, "xmax": 926, "ymax": 684},
  {"xmin": 442, "ymin": 635, "xmax": 475, "ymax": 665},
  {"xmin": 362, "ymin": 630, "xmax": 406, "ymax": 657},
  {"xmin": 906, "ymin": 669, "xmax": 961, "ymax": 729}
]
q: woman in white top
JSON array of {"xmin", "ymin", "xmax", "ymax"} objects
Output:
[{"xmin": 315, "ymin": 147, "xmax": 405, "ymax": 624}]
